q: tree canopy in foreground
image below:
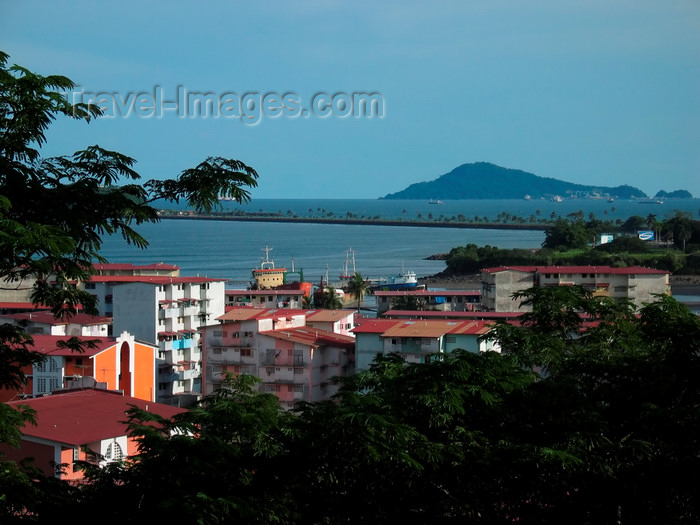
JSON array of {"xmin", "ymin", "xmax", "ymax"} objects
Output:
[{"xmin": 0, "ymin": 50, "xmax": 258, "ymax": 519}]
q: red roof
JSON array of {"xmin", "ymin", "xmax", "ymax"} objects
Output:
[
  {"xmin": 374, "ymin": 290, "xmax": 480, "ymax": 297},
  {"xmin": 87, "ymin": 276, "xmax": 225, "ymax": 284},
  {"xmin": 382, "ymin": 310, "xmax": 524, "ymax": 320},
  {"xmin": 0, "ymin": 311, "xmax": 112, "ymax": 326},
  {"xmin": 93, "ymin": 263, "xmax": 179, "ymax": 271},
  {"xmin": 482, "ymin": 265, "xmax": 669, "ymax": 275},
  {"xmin": 6, "ymin": 388, "xmax": 184, "ymax": 446},
  {"xmin": 260, "ymin": 326, "xmax": 355, "ymax": 347},
  {"xmin": 24, "ymin": 335, "xmax": 119, "ymax": 357},
  {"xmin": 351, "ymin": 319, "xmax": 403, "ymax": 334}
]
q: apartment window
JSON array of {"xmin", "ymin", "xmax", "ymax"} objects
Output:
[
  {"xmin": 445, "ymin": 336, "xmax": 456, "ymax": 344},
  {"xmin": 265, "ymin": 385, "xmax": 281, "ymax": 393},
  {"xmin": 36, "ymin": 378, "xmax": 47, "ymax": 393},
  {"xmin": 294, "ymin": 368, "xmax": 304, "ymax": 374},
  {"xmin": 158, "ymin": 383, "xmax": 168, "ymax": 391},
  {"xmin": 84, "ymin": 282, "xmax": 96, "ymax": 289},
  {"xmin": 266, "ymin": 367, "xmax": 275, "ymax": 375},
  {"xmin": 212, "ymin": 348, "xmax": 222, "ymax": 355},
  {"xmin": 240, "ymin": 348, "xmax": 252, "ymax": 357},
  {"xmin": 73, "ymin": 448, "xmax": 80, "ymax": 461}
]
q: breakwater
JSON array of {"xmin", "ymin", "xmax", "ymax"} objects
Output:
[{"xmin": 158, "ymin": 212, "xmax": 552, "ymax": 231}]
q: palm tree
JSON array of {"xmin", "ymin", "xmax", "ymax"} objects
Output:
[
  {"xmin": 319, "ymin": 286, "xmax": 343, "ymax": 310},
  {"xmin": 345, "ymin": 272, "xmax": 369, "ymax": 313}
]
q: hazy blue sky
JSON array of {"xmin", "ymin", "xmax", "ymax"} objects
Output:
[{"xmin": 2, "ymin": 1, "xmax": 699, "ymax": 198}]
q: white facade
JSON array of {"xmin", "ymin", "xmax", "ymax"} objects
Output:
[{"xmin": 91, "ymin": 277, "xmax": 227, "ymax": 406}]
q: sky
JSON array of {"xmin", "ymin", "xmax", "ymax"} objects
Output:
[{"xmin": 2, "ymin": 1, "xmax": 699, "ymax": 199}]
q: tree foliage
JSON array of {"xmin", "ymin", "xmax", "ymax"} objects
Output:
[{"xmin": 0, "ymin": 51, "xmax": 258, "ymax": 518}]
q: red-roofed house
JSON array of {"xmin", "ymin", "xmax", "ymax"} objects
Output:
[
  {"xmin": 0, "ymin": 311, "xmax": 111, "ymax": 337},
  {"xmin": 481, "ymin": 265, "xmax": 670, "ymax": 312},
  {"xmin": 0, "ymin": 332, "xmax": 157, "ymax": 403},
  {"xmin": 352, "ymin": 318, "xmax": 499, "ymax": 371},
  {"xmin": 0, "ymin": 388, "xmax": 183, "ymax": 480}
]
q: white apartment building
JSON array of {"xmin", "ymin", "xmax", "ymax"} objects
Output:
[{"xmin": 81, "ymin": 275, "xmax": 226, "ymax": 406}]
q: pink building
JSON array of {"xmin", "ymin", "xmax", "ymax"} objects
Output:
[{"xmin": 201, "ymin": 307, "xmax": 355, "ymax": 409}]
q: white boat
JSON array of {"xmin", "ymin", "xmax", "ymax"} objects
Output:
[{"xmin": 368, "ymin": 265, "xmax": 423, "ymax": 291}]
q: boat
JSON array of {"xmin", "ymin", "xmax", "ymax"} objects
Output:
[
  {"xmin": 550, "ymin": 195, "xmax": 563, "ymax": 202},
  {"xmin": 336, "ymin": 247, "xmax": 358, "ymax": 286},
  {"xmin": 638, "ymin": 200, "xmax": 664, "ymax": 204},
  {"xmin": 524, "ymin": 195, "xmax": 531, "ymax": 200},
  {"xmin": 429, "ymin": 199, "xmax": 444, "ymax": 204},
  {"xmin": 251, "ymin": 246, "xmax": 312, "ymax": 296},
  {"xmin": 368, "ymin": 265, "xmax": 425, "ymax": 292}
]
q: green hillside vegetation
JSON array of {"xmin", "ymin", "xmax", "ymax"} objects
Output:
[
  {"xmin": 382, "ymin": 162, "xmax": 654, "ymax": 200},
  {"xmin": 443, "ymin": 212, "xmax": 700, "ymax": 275}
]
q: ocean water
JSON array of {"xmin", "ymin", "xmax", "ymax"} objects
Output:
[{"xmin": 99, "ymin": 198, "xmax": 700, "ymax": 287}]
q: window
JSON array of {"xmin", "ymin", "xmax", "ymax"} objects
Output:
[
  {"xmin": 212, "ymin": 348, "xmax": 222, "ymax": 355},
  {"xmin": 105, "ymin": 442, "xmax": 123, "ymax": 461},
  {"xmin": 264, "ymin": 385, "xmax": 281, "ymax": 393},
  {"xmin": 445, "ymin": 336, "xmax": 456, "ymax": 344},
  {"xmin": 294, "ymin": 368, "xmax": 304, "ymax": 374},
  {"xmin": 158, "ymin": 382, "xmax": 168, "ymax": 391},
  {"xmin": 266, "ymin": 367, "xmax": 275, "ymax": 375},
  {"xmin": 73, "ymin": 448, "xmax": 80, "ymax": 461},
  {"xmin": 240, "ymin": 348, "xmax": 252, "ymax": 357},
  {"xmin": 84, "ymin": 282, "xmax": 96, "ymax": 289}
]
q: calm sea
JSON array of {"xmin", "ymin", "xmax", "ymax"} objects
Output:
[{"xmin": 99, "ymin": 198, "xmax": 700, "ymax": 288}]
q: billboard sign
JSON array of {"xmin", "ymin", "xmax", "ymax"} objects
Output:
[
  {"xmin": 600, "ymin": 234, "xmax": 614, "ymax": 245},
  {"xmin": 638, "ymin": 230, "xmax": 655, "ymax": 241}
]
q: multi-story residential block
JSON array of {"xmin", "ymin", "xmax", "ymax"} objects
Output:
[
  {"xmin": 374, "ymin": 290, "xmax": 481, "ymax": 316},
  {"xmin": 352, "ymin": 318, "xmax": 498, "ymax": 371},
  {"xmin": 225, "ymin": 289, "xmax": 307, "ymax": 309},
  {"xmin": 0, "ymin": 388, "xmax": 183, "ymax": 480},
  {"xmin": 201, "ymin": 307, "xmax": 355, "ymax": 409},
  {"xmin": 0, "ymin": 332, "xmax": 157, "ymax": 402},
  {"xmin": 481, "ymin": 265, "xmax": 670, "ymax": 312},
  {"xmin": 80, "ymin": 275, "xmax": 226, "ymax": 406}
]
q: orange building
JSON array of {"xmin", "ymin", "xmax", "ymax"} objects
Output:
[{"xmin": 0, "ymin": 331, "xmax": 157, "ymax": 403}]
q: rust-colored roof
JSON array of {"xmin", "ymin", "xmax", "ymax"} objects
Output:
[
  {"xmin": 377, "ymin": 319, "xmax": 493, "ymax": 338},
  {"xmin": 6, "ymin": 389, "xmax": 184, "ymax": 446},
  {"xmin": 306, "ymin": 309, "xmax": 353, "ymax": 322},
  {"xmin": 217, "ymin": 308, "xmax": 270, "ymax": 322},
  {"xmin": 260, "ymin": 326, "xmax": 355, "ymax": 347}
]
